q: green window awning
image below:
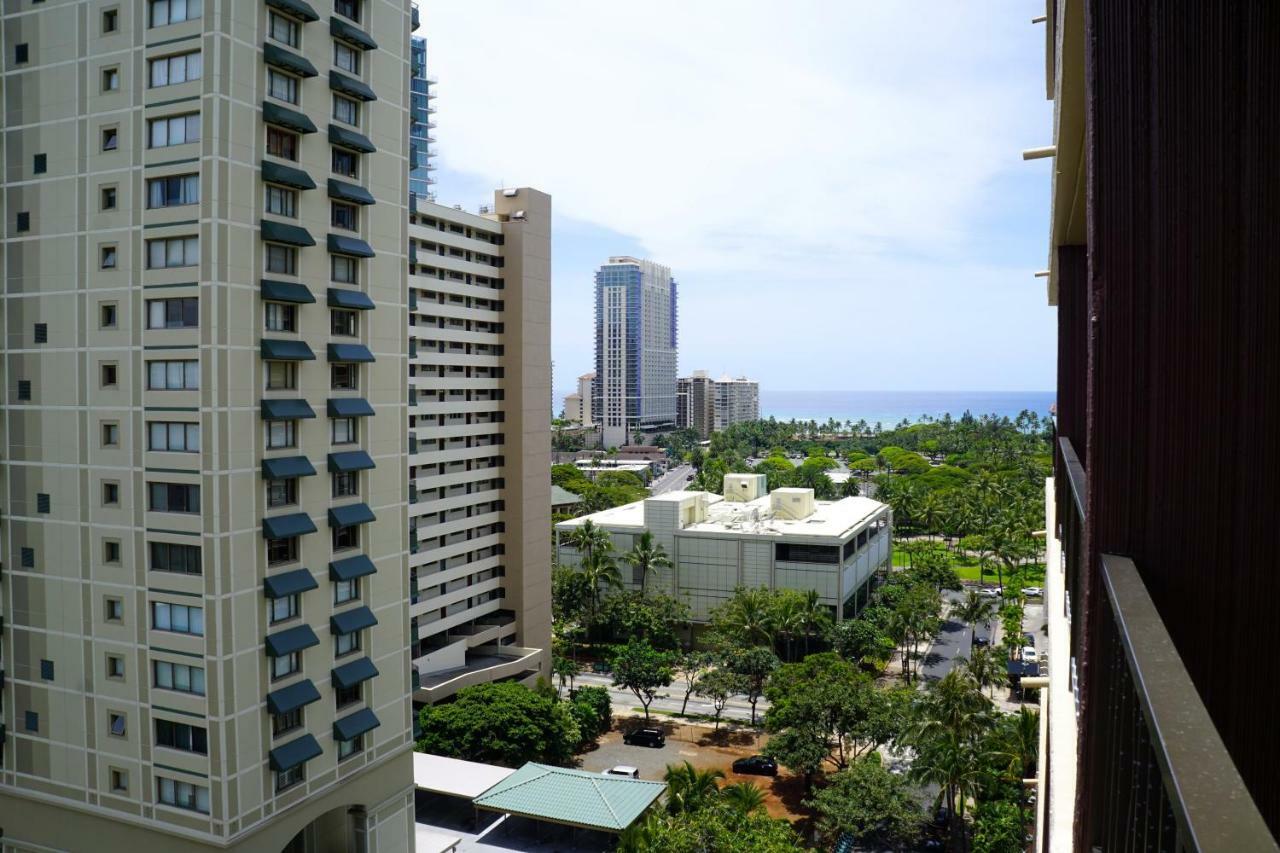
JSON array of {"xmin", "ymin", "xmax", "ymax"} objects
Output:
[
  {"xmin": 262, "ymin": 160, "xmax": 317, "ymax": 190},
  {"xmin": 331, "ymin": 656, "xmax": 378, "ymax": 690},
  {"xmin": 329, "ymin": 554, "xmax": 376, "ymax": 582},
  {"xmin": 261, "ymin": 338, "xmax": 316, "ymax": 361},
  {"xmin": 265, "ymin": 0, "xmax": 319, "ymax": 23},
  {"xmin": 263, "ymin": 101, "xmax": 317, "ymax": 134},
  {"xmin": 330, "ymin": 605, "xmax": 377, "ymax": 635},
  {"xmin": 327, "ymin": 397, "xmax": 375, "ymax": 417},
  {"xmin": 262, "ymin": 512, "xmax": 317, "ymax": 540},
  {"xmin": 327, "ymin": 234, "xmax": 375, "ymax": 258},
  {"xmin": 262, "ymin": 279, "xmax": 315, "ymax": 304},
  {"xmin": 329, "ymin": 123, "xmax": 376, "ymax": 153},
  {"xmin": 328, "ymin": 503, "xmax": 375, "ymax": 528},
  {"xmin": 330, "ymin": 16, "xmax": 378, "ymax": 51},
  {"xmin": 264, "ymin": 623, "xmax": 319, "ymax": 657},
  {"xmin": 264, "ymin": 568, "xmax": 318, "ymax": 599},
  {"xmin": 328, "ymin": 450, "xmax": 375, "ymax": 472},
  {"xmin": 264, "ymin": 43, "xmax": 318, "ymax": 78},
  {"xmin": 329, "ymin": 71, "xmax": 377, "ymax": 102},
  {"xmin": 269, "ymin": 733, "xmax": 322, "ymax": 772},
  {"xmin": 328, "ymin": 178, "xmax": 376, "ymax": 205},
  {"xmin": 328, "ymin": 343, "xmax": 374, "ymax": 363},
  {"xmin": 261, "ymin": 398, "xmax": 316, "ymax": 420},
  {"xmin": 261, "ymin": 219, "xmax": 316, "ymax": 247},
  {"xmin": 328, "ymin": 287, "xmax": 375, "ymax": 310},
  {"xmin": 333, "ymin": 707, "xmax": 380, "ymax": 742},
  {"xmin": 266, "ymin": 678, "xmax": 320, "ymax": 715},
  {"xmin": 262, "ymin": 455, "xmax": 316, "ymax": 479}
]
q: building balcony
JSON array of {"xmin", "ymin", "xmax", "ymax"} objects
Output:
[{"xmin": 413, "ymin": 643, "xmax": 541, "ymax": 703}]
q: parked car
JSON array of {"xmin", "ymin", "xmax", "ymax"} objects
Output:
[
  {"xmin": 731, "ymin": 755, "xmax": 778, "ymax": 776},
  {"xmin": 978, "ymin": 587, "xmax": 1002, "ymax": 598},
  {"xmin": 1023, "ymin": 632, "xmax": 1036, "ymax": 646},
  {"xmin": 1021, "ymin": 646, "xmax": 1039, "ymax": 665},
  {"xmin": 602, "ymin": 766, "xmax": 640, "ymax": 779},
  {"xmin": 623, "ymin": 727, "xmax": 666, "ymax": 748},
  {"xmin": 1022, "ymin": 586, "xmax": 1044, "ymax": 598},
  {"xmin": 972, "ymin": 635, "xmax": 990, "ymax": 647}
]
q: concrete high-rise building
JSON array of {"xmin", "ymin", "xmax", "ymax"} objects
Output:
[
  {"xmin": 677, "ymin": 371, "xmax": 758, "ymax": 438},
  {"xmin": 563, "ymin": 371, "xmax": 595, "ymax": 426},
  {"xmin": 0, "ymin": 2, "xmax": 415, "ymax": 850},
  {"xmin": 407, "ymin": 189, "xmax": 552, "ymax": 706},
  {"xmin": 593, "ymin": 257, "xmax": 677, "ymax": 448},
  {"xmin": 408, "ymin": 8, "xmax": 437, "ymax": 203}
]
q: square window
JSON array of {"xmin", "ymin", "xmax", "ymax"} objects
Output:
[
  {"xmin": 16, "ymin": 212, "xmax": 29, "ymax": 232},
  {"xmin": 101, "ymin": 363, "xmax": 118, "ymax": 387},
  {"xmin": 101, "ymin": 186, "xmax": 118, "ymax": 210},
  {"xmin": 108, "ymin": 712, "xmax": 127, "ymax": 737},
  {"xmin": 40, "ymin": 659, "xmax": 54, "ymax": 680},
  {"xmin": 102, "ymin": 127, "xmax": 119, "ymax": 151},
  {"xmin": 15, "ymin": 44, "xmax": 29, "ymax": 65},
  {"xmin": 102, "ymin": 67, "xmax": 120, "ymax": 91},
  {"xmin": 102, "ymin": 422, "xmax": 120, "ymax": 446},
  {"xmin": 331, "ymin": 309, "xmax": 357, "ymax": 336},
  {"xmin": 107, "ymin": 655, "xmax": 126, "ymax": 679},
  {"xmin": 334, "ymin": 42, "xmax": 359, "ymax": 74},
  {"xmin": 100, "ymin": 302, "xmax": 118, "ymax": 328},
  {"xmin": 101, "ymin": 245, "xmax": 118, "ymax": 268},
  {"xmin": 269, "ymin": 12, "xmax": 299, "ymax": 48},
  {"xmin": 104, "ymin": 539, "xmax": 121, "ymax": 564},
  {"xmin": 24, "ymin": 711, "xmax": 38, "ymax": 732},
  {"xmin": 105, "ymin": 597, "xmax": 124, "ymax": 621},
  {"xmin": 335, "ymin": 0, "xmax": 359, "ymax": 23},
  {"xmin": 17, "ymin": 379, "xmax": 31, "ymax": 400},
  {"xmin": 333, "ymin": 94, "xmax": 359, "ymax": 126},
  {"xmin": 267, "ymin": 128, "xmax": 299, "ymax": 161},
  {"xmin": 20, "ymin": 547, "xmax": 35, "ymax": 568},
  {"xmin": 331, "ymin": 201, "xmax": 357, "ymax": 231},
  {"xmin": 33, "ymin": 154, "xmax": 46, "ymax": 174},
  {"xmin": 36, "ymin": 493, "xmax": 50, "ymax": 513},
  {"xmin": 110, "ymin": 768, "xmax": 128, "ymax": 793},
  {"xmin": 332, "ymin": 147, "xmax": 358, "ymax": 178},
  {"xmin": 103, "ymin": 481, "xmax": 120, "ymax": 505},
  {"xmin": 103, "ymin": 9, "xmax": 119, "ymax": 33}
]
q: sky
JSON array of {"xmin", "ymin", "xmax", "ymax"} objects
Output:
[{"xmin": 419, "ymin": 2, "xmax": 1056, "ymax": 396}]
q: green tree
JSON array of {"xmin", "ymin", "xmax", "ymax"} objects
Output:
[
  {"xmin": 610, "ymin": 639, "xmax": 675, "ymax": 722},
  {"xmin": 565, "ymin": 518, "xmax": 612, "ymax": 561},
  {"xmin": 971, "ymin": 800, "xmax": 1027, "ymax": 853},
  {"xmin": 830, "ymin": 618, "xmax": 895, "ymax": 667},
  {"xmin": 570, "ymin": 685, "xmax": 613, "ymax": 743},
  {"xmin": 694, "ymin": 667, "xmax": 745, "ymax": 730},
  {"xmin": 673, "ymin": 651, "xmax": 714, "ymax": 716},
  {"xmin": 619, "ymin": 804, "xmax": 801, "ymax": 852},
  {"xmin": 416, "ymin": 682, "xmax": 579, "ymax": 768},
  {"xmin": 551, "ymin": 653, "xmax": 580, "ymax": 696},
  {"xmin": 964, "ymin": 645, "xmax": 1007, "ymax": 700},
  {"xmin": 807, "ymin": 753, "xmax": 923, "ymax": 849},
  {"xmin": 596, "ymin": 591, "xmax": 689, "ymax": 649},
  {"xmin": 621, "ymin": 530, "xmax": 673, "ymax": 596},
  {"xmin": 663, "ymin": 761, "xmax": 725, "ymax": 815},
  {"xmin": 709, "ymin": 587, "xmax": 776, "ymax": 649},
  {"xmin": 579, "ymin": 549, "xmax": 623, "ymax": 625},
  {"xmin": 724, "ymin": 645, "xmax": 780, "ymax": 726},
  {"xmin": 955, "ymin": 589, "xmax": 998, "ymax": 645},
  {"xmin": 720, "ymin": 781, "xmax": 767, "ymax": 815}
]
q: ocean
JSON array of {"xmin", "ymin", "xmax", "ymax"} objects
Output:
[{"xmin": 759, "ymin": 390, "xmax": 1055, "ymax": 427}]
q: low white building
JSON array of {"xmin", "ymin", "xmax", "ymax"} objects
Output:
[{"xmin": 555, "ymin": 474, "xmax": 892, "ymax": 621}]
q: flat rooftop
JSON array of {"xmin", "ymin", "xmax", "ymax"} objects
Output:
[{"xmin": 557, "ymin": 491, "xmax": 887, "ymax": 541}]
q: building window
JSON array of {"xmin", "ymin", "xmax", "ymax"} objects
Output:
[
  {"xmin": 151, "ymin": 601, "xmax": 204, "ymax": 636},
  {"xmin": 266, "ymin": 419, "xmax": 297, "ymax": 449},
  {"xmin": 332, "ymin": 470, "xmax": 358, "ymax": 498},
  {"xmin": 105, "ymin": 597, "xmax": 124, "ymax": 622},
  {"xmin": 33, "ymin": 322, "xmax": 47, "ymax": 344},
  {"xmin": 146, "ymin": 236, "xmax": 199, "ymax": 269},
  {"xmin": 100, "ymin": 302, "xmax": 118, "ymax": 328},
  {"xmin": 156, "ymin": 719, "xmax": 208, "ymax": 754},
  {"xmin": 148, "ymin": 421, "xmax": 200, "ymax": 452},
  {"xmin": 332, "ymin": 524, "xmax": 359, "ymax": 551},
  {"xmin": 334, "ymin": 577, "xmax": 359, "ymax": 605},
  {"xmin": 102, "ymin": 126, "xmax": 119, "ymax": 151},
  {"xmin": 269, "ymin": 593, "xmax": 299, "ymax": 625},
  {"xmin": 147, "ymin": 482, "xmax": 200, "ymax": 514},
  {"xmin": 331, "ymin": 309, "xmax": 358, "ymax": 336},
  {"xmin": 14, "ymin": 43, "xmax": 28, "ymax": 64},
  {"xmin": 265, "ymin": 185, "xmax": 297, "ymax": 218},
  {"xmin": 150, "ymin": 0, "xmax": 203, "ymax": 28},
  {"xmin": 335, "ymin": 683, "xmax": 361, "ymax": 709},
  {"xmin": 33, "ymin": 154, "xmax": 46, "ymax": 174},
  {"xmin": 264, "ymin": 301, "xmax": 297, "ymax": 332},
  {"xmin": 332, "ymin": 147, "xmax": 358, "ymax": 178},
  {"xmin": 330, "ymin": 363, "xmax": 358, "ymax": 390},
  {"xmin": 110, "ymin": 768, "xmax": 129, "ymax": 793},
  {"xmin": 101, "ymin": 421, "xmax": 120, "ymax": 447},
  {"xmin": 276, "ymin": 766, "xmax": 304, "ymax": 793},
  {"xmin": 102, "ymin": 66, "xmax": 120, "ymax": 91},
  {"xmin": 101, "ymin": 244, "xmax": 118, "ymax": 268},
  {"xmin": 104, "ymin": 539, "xmax": 122, "ymax": 564},
  {"xmin": 101, "ymin": 186, "xmax": 117, "ymax": 210},
  {"xmin": 154, "ymin": 660, "xmax": 206, "ymax": 695},
  {"xmin": 16, "ymin": 211, "xmax": 30, "ymax": 233},
  {"xmin": 148, "ymin": 174, "xmax": 199, "ymax": 208},
  {"xmin": 334, "ymin": 42, "xmax": 359, "ymax": 74},
  {"xmin": 268, "ymin": 128, "xmax": 299, "ymax": 161},
  {"xmin": 17, "ymin": 380, "xmax": 31, "ymax": 400},
  {"xmin": 334, "ymin": 0, "xmax": 359, "ymax": 23},
  {"xmin": 103, "ymin": 8, "xmax": 119, "ymax": 33},
  {"xmin": 24, "ymin": 711, "xmax": 38, "ymax": 732},
  {"xmin": 146, "ymin": 296, "xmax": 199, "ymax": 328},
  {"xmin": 266, "ymin": 244, "xmax": 298, "ymax": 275},
  {"xmin": 150, "ymin": 541, "xmax": 202, "ymax": 575},
  {"xmin": 332, "ymin": 94, "xmax": 359, "ymax": 126},
  {"xmin": 334, "ymin": 630, "xmax": 360, "ymax": 657},
  {"xmin": 271, "ymin": 651, "xmax": 300, "ymax": 680},
  {"xmin": 265, "ymin": 361, "xmax": 298, "ymax": 390},
  {"xmin": 147, "ymin": 359, "xmax": 199, "ymax": 390},
  {"xmin": 269, "ymin": 12, "xmax": 300, "ymax": 47},
  {"xmin": 20, "ymin": 547, "xmax": 35, "ymax": 568},
  {"xmin": 108, "ymin": 711, "xmax": 127, "ymax": 737},
  {"xmin": 267, "ymin": 478, "xmax": 298, "ymax": 508},
  {"xmin": 102, "ymin": 481, "xmax": 120, "ymax": 505},
  {"xmin": 331, "ymin": 255, "xmax": 358, "ymax": 283},
  {"xmin": 331, "ymin": 202, "xmax": 358, "ymax": 231},
  {"xmin": 148, "ymin": 113, "xmax": 201, "ymax": 148},
  {"xmin": 331, "ymin": 417, "xmax": 357, "ymax": 445},
  {"xmin": 40, "ymin": 659, "xmax": 55, "ymax": 680},
  {"xmin": 267, "ymin": 536, "xmax": 299, "ymax": 566},
  {"xmin": 156, "ymin": 778, "xmax": 210, "ymax": 815},
  {"xmin": 107, "ymin": 655, "xmax": 126, "ymax": 679},
  {"xmin": 268, "ymin": 69, "xmax": 299, "ymax": 104},
  {"xmin": 149, "ymin": 51, "xmax": 201, "ymax": 87},
  {"xmin": 337, "ymin": 735, "xmax": 363, "ymax": 760},
  {"xmin": 101, "ymin": 362, "xmax": 119, "ymax": 387},
  {"xmin": 272, "ymin": 708, "xmax": 302, "ymax": 737}
]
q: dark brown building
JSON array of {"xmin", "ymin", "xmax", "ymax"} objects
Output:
[{"xmin": 1037, "ymin": 2, "xmax": 1280, "ymax": 851}]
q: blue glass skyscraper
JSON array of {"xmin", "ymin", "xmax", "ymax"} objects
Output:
[{"xmin": 409, "ymin": 10, "xmax": 436, "ymax": 203}]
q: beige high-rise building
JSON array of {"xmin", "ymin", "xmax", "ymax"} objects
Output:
[
  {"xmin": 677, "ymin": 371, "xmax": 758, "ymax": 438},
  {"xmin": 406, "ymin": 189, "xmax": 551, "ymax": 706},
  {"xmin": 0, "ymin": 2, "xmax": 415, "ymax": 851},
  {"xmin": 562, "ymin": 371, "xmax": 594, "ymax": 426}
]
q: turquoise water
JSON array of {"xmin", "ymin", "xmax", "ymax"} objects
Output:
[{"xmin": 760, "ymin": 390, "xmax": 1055, "ymax": 427}]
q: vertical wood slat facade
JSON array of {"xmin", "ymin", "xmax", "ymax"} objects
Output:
[{"xmin": 1068, "ymin": 1, "xmax": 1280, "ymax": 845}]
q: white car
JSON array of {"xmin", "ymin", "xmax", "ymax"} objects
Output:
[
  {"xmin": 978, "ymin": 587, "xmax": 1002, "ymax": 598},
  {"xmin": 1022, "ymin": 586, "xmax": 1044, "ymax": 597},
  {"xmin": 1021, "ymin": 646, "xmax": 1038, "ymax": 665},
  {"xmin": 602, "ymin": 766, "xmax": 640, "ymax": 779}
]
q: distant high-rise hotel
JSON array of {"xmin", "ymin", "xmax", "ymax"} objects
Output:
[
  {"xmin": 593, "ymin": 257, "xmax": 678, "ymax": 448},
  {"xmin": 678, "ymin": 371, "xmax": 759, "ymax": 438},
  {"xmin": 408, "ymin": 13, "xmax": 437, "ymax": 203}
]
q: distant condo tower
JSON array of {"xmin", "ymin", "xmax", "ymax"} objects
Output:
[{"xmin": 593, "ymin": 257, "xmax": 678, "ymax": 447}]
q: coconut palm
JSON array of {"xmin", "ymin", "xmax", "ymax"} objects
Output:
[
  {"xmin": 663, "ymin": 761, "xmax": 725, "ymax": 815},
  {"xmin": 720, "ymin": 781, "xmax": 767, "ymax": 815},
  {"xmin": 713, "ymin": 587, "xmax": 775, "ymax": 649},
  {"xmin": 796, "ymin": 589, "xmax": 831, "ymax": 657},
  {"xmin": 962, "ymin": 645, "xmax": 1006, "ymax": 699},
  {"xmin": 566, "ymin": 518, "xmax": 613, "ymax": 562},
  {"xmin": 578, "ymin": 550, "xmax": 623, "ymax": 623},
  {"xmin": 954, "ymin": 590, "xmax": 997, "ymax": 644},
  {"xmin": 621, "ymin": 531, "xmax": 673, "ymax": 596}
]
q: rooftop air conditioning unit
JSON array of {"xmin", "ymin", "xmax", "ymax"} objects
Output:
[
  {"xmin": 771, "ymin": 488, "xmax": 815, "ymax": 520},
  {"xmin": 722, "ymin": 473, "xmax": 766, "ymax": 502}
]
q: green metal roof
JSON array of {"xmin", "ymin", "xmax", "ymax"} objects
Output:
[
  {"xmin": 473, "ymin": 763, "xmax": 665, "ymax": 833},
  {"xmin": 551, "ymin": 485, "xmax": 582, "ymax": 506}
]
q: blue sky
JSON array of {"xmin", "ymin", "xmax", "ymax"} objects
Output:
[{"xmin": 421, "ymin": 2, "xmax": 1055, "ymax": 396}]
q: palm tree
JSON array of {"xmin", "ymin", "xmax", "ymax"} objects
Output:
[
  {"xmin": 566, "ymin": 519, "xmax": 613, "ymax": 563},
  {"xmin": 663, "ymin": 761, "xmax": 724, "ymax": 815},
  {"xmin": 621, "ymin": 531, "xmax": 672, "ymax": 596},
  {"xmin": 797, "ymin": 589, "xmax": 831, "ymax": 656},
  {"xmin": 954, "ymin": 590, "xmax": 997, "ymax": 645},
  {"xmin": 578, "ymin": 550, "xmax": 623, "ymax": 623},
  {"xmin": 962, "ymin": 646, "xmax": 1005, "ymax": 699},
  {"xmin": 720, "ymin": 781, "xmax": 766, "ymax": 814},
  {"xmin": 715, "ymin": 587, "xmax": 775, "ymax": 648},
  {"xmin": 551, "ymin": 654, "xmax": 580, "ymax": 697}
]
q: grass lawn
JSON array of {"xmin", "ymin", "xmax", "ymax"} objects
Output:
[{"xmin": 892, "ymin": 545, "xmax": 1046, "ymax": 588}]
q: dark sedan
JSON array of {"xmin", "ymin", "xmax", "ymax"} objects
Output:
[{"xmin": 732, "ymin": 755, "xmax": 778, "ymax": 776}]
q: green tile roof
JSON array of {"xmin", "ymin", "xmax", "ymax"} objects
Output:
[
  {"xmin": 551, "ymin": 485, "xmax": 582, "ymax": 506},
  {"xmin": 472, "ymin": 762, "xmax": 665, "ymax": 833}
]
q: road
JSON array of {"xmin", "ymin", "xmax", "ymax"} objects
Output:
[
  {"xmin": 574, "ymin": 670, "xmax": 769, "ymax": 724},
  {"xmin": 649, "ymin": 463, "xmax": 693, "ymax": 495},
  {"xmin": 921, "ymin": 588, "xmax": 994, "ymax": 682}
]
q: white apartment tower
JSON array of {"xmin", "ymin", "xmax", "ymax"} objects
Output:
[
  {"xmin": 593, "ymin": 257, "xmax": 677, "ymax": 448},
  {"xmin": 407, "ymin": 189, "xmax": 552, "ymax": 706},
  {"xmin": 0, "ymin": 1, "xmax": 415, "ymax": 850}
]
